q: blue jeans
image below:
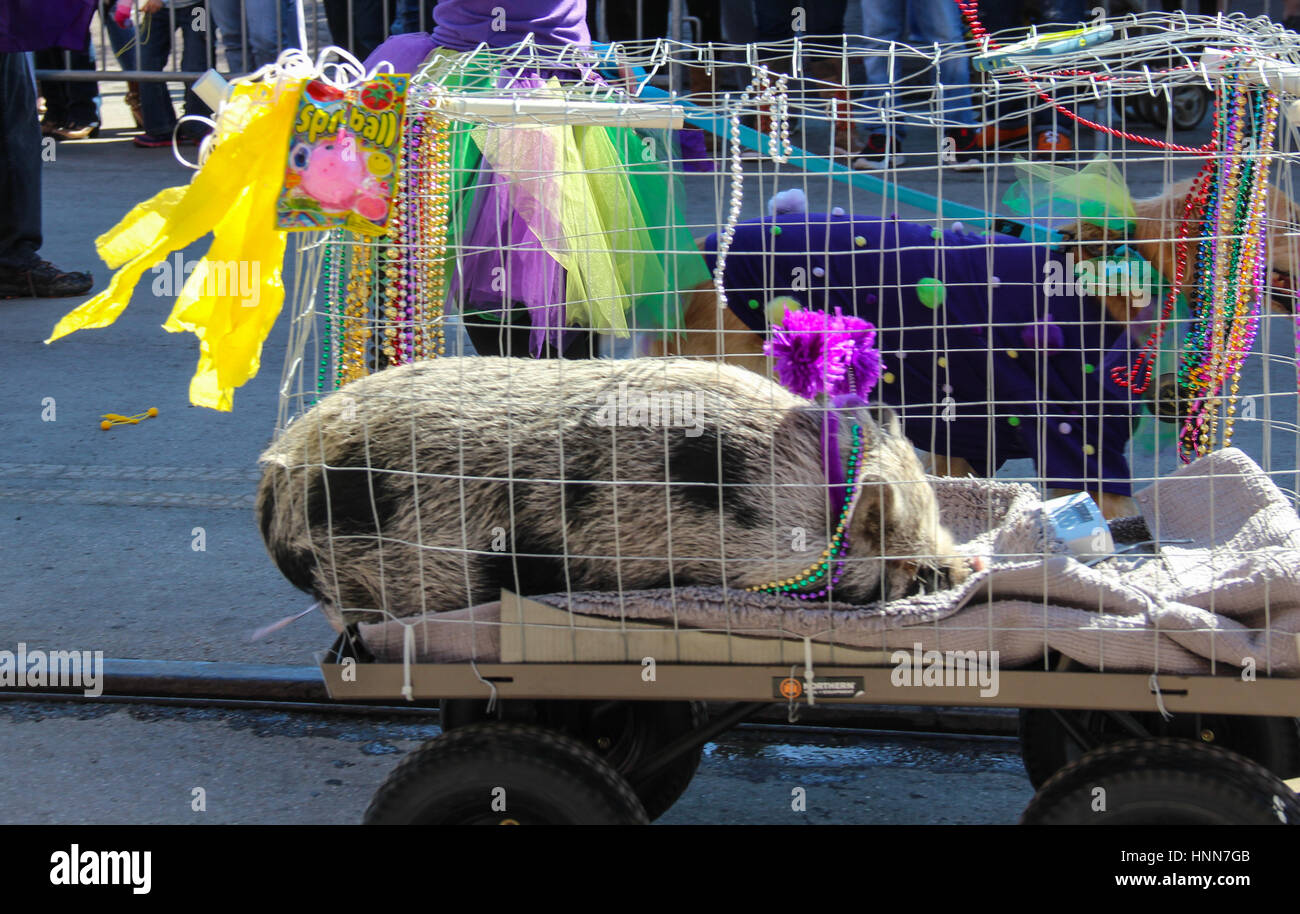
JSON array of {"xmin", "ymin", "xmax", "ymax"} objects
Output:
[
  {"xmin": 393, "ymin": 0, "xmax": 433, "ymax": 35},
  {"xmin": 136, "ymin": 6, "xmax": 215, "ymax": 136},
  {"xmin": 858, "ymin": 0, "xmax": 976, "ymax": 134},
  {"xmin": 0, "ymin": 52, "xmax": 42, "ymax": 267},
  {"xmin": 752, "ymin": 0, "xmax": 847, "ymax": 39},
  {"xmin": 210, "ymin": 0, "xmax": 300, "ymax": 73}
]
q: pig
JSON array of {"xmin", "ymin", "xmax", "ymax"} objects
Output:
[{"xmin": 256, "ymin": 357, "xmax": 970, "ymax": 625}]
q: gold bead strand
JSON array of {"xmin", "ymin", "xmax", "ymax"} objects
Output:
[
  {"xmin": 427, "ymin": 112, "xmax": 450, "ymax": 358},
  {"xmin": 341, "ymin": 235, "xmax": 373, "ymax": 386}
]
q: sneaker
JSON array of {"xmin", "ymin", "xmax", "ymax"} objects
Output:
[
  {"xmin": 179, "ymin": 126, "xmax": 213, "ymax": 146},
  {"xmin": 1035, "ymin": 129, "xmax": 1073, "ymax": 153},
  {"xmin": 941, "ymin": 126, "xmax": 987, "ymax": 171},
  {"xmin": 133, "ymin": 132, "xmax": 174, "ymax": 148},
  {"xmin": 851, "ymin": 132, "xmax": 905, "ymax": 170},
  {"xmin": 50, "ymin": 120, "xmax": 101, "ymax": 141},
  {"xmin": 969, "ymin": 122, "xmax": 1030, "ymax": 149},
  {"xmin": 0, "ymin": 260, "xmax": 93, "ymax": 299}
]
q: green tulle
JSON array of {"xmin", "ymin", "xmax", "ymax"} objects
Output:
[
  {"xmin": 1003, "ymin": 154, "xmax": 1138, "ymax": 234},
  {"xmin": 415, "ymin": 48, "xmax": 708, "ymax": 335}
]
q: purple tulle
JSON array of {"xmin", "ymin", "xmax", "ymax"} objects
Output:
[
  {"xmin": 451, "ymin": 165, "xmax": 567, "ymax": 355},
  {"xmin": 765, "ymin": 307, "xmax": 883, "ymax": 400}
]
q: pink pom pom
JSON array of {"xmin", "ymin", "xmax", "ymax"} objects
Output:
[{"xmin": 764, "ymin": 307, "xmax": 883, "ymax": 400}]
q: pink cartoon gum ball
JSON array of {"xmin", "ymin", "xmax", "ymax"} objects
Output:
[
  {"xmin": 299, "ymin": 138, "xmax": 366, "ymax": 209},
  {"xmin": 354, "ymin": 194, "xmax": 389, "ymax": 222}
]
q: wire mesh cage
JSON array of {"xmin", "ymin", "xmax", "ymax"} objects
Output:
[{"xmin": 264, "ymin": 10, "xmax": 1300, "ymax": 690}]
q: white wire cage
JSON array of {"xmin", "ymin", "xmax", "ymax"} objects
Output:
[{"xmin": 264, "ymin": 11, "xmax": 1300, "ymax": 690}]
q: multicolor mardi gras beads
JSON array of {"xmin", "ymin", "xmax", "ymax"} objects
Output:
[{"xmin": 747, "ymin": 422, "xmax": 868, "ymax": 600}]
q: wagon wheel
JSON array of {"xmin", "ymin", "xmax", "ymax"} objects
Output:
[
  {"xmin": 363, "ymin": 722, "xmax": 648, "ymax": 825},
  {"xmin": 1021, "ymin": 737, "xmax": 1300, "ymax": 824},
  {"xmin": 1141, "ymin": 87, "xmax": 1211, "ymax": 132},
  {"xmin": 1019, "ymin": 707, "xmax": 1300, "ymax": 788},
  {"xmin": 439, "ymin": 699, "xmax": 707, "ymax": 821}
]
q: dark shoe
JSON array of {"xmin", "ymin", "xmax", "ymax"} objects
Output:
[
  {"xmin": 133, "ymin": 132, "xmax": 174, "ymax": 148},
  {"xmin": 967, "ymin": 122, "xmax": 1030, "ymax": 149},
  {"xmin": 40, "ymin": 115, "xmax": 62, "ymax": 137},
  {"xmin": 179, "ymin": 125, "xmax": 213, "ymax": 146},
  {"xmin": 942, "ymin": 126, "xmax": 987, "ymax": 170},
  {"xmin": 0, "ymin": 260, "xmax": 94, "ymax": 299},
  {"xmin": 851, "ymin": 132, "xmax": 905, "ymax": 170},
  {"xmin": 50, "ymin": 120, "xmax": 101, "ymax": 141}
]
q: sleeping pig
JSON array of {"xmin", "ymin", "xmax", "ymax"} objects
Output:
[{"xmin": 256, "ymin": 357, "xmax": 970, "ymax": 625}]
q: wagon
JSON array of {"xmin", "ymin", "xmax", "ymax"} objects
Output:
[{"xmin": 265, "ymin": 12, "xmax": 1300, "ymax": 824}]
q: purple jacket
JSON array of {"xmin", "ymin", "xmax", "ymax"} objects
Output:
[
  {"xmin": 705, "ymin": 214, "xmax": 1142, "ymax": 495},
  {"xmin": 432, "ymin": 0, "xmax": 590, "ymax": 51},
  {"xmin": 0, "ymin": 0, "xmax": 96, "ymax": 52}
]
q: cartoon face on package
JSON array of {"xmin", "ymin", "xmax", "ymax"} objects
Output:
[{"xmin": 277, "ymin": 75, "xmax": 408, "ymax": 234}]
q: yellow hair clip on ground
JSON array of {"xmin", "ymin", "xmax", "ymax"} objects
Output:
[{"xmin": 100, "ymin": 408, "xmax": 159, "ymax": 430}]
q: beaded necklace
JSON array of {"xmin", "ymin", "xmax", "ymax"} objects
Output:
[
  {"xmin": 746, "ymin": 415, "xmax": 867, "ymax": 600},
  {"xmin": 326, "ymin": 96, "xmax": 453, "ymax": 381},
  {"xmin": 1175, "ymin": 68, "xmax": 1278, "ymax": 461},
  {"xmin": 340, "ymin": 237, "xmax": 373, "ymax": 385}
]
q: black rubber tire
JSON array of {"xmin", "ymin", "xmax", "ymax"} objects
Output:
[
  {"xmin": 438, "ymin": 699, "xmax": 705, "ymax": 821},
  {"xmin": 1019, "ymin": 708, "xmax": 1300, "ymax": 789},
  {"xmin": 1021, "ymin": 737, "xmax": 1300, "ymax": 825},
  {"xmin": 1136, "ymin": 86, "xmax": 1210, "ymax": 132},
  {"xmin": 363, "ymin": 721, "xmax": 649, "ymax": 824}
]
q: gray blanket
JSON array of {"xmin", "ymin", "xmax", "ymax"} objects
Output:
[{"xmin": 355, "ymin": 448, "xmax": 1300, "ymax": 675}]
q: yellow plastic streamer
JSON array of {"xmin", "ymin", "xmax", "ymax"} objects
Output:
[{"xmin": 46, "ymin": 79, "xmax": 302, "ymax": 411}]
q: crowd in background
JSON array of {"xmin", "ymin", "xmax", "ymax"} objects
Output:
[{"xmin": 0, "ymin": 0, "xmax": 1241, "ymax": 298}]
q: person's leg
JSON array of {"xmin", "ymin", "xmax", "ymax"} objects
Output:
[
  {"xmin": 209, "ymin": 0, "xmax": 247, "ymax": 73},
  {"xmin": 0, "ymin": 53, "xmax": 43, "ymax": 270},
  {"xmin": 33, "ymin": 49, "xmax": 68, "ymax": 128},
  {"xmin": 322, "ymin": 0, "xmax": 391, "ymax": 63},
  {"xmin": 970, "ymin": 0, "xmax": 1030, "ymax": 146},
  {"xmin": 0, "ymin": 52, "xmax": 92, "ymax": 296},
  {"xmin": 718, "ymin": 0, "xmax": 756, "ymax": 42},
  {"xmin": 35, "ymin": 43, "xmax": 100, "ymax": 134},
  {"xmin": 135, "ymin": 11, "xmax": 178, "ymax": 141},
  {"xmin": 244, "ymin": 0, "xmax": 282, "ymax": 70},
  {"xmin": 855, "ymin": 0, "xmax": 907, "ymax": 164},
  {"xmin": 179, "ymin": 5, "xmax": 215, "ymax": 126},
  {"xmin": 1030, "ymin": 0, "xmax": 1089, "ymax": 150},
  {"xmin": 914, "ymin": 0, "xmax": 976, "ymax": 127}
]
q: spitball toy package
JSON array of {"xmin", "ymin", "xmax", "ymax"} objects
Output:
[{"xmin": 277, "ymin": 75, "xmax": 409, "ymax": 234}]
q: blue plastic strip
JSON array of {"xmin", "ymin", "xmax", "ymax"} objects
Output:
[{"xmin": 591, "ymin": 43, "xmax": 1060, "ymax": 243}]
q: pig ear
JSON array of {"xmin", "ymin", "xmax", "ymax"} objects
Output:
[
  {"xmin": 853, "ymin": 403, "xmax": 901, "ymax": 438},
  {"xmin": 849, "ymin": 475, "xmax": 893, "ymax": 549}
]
